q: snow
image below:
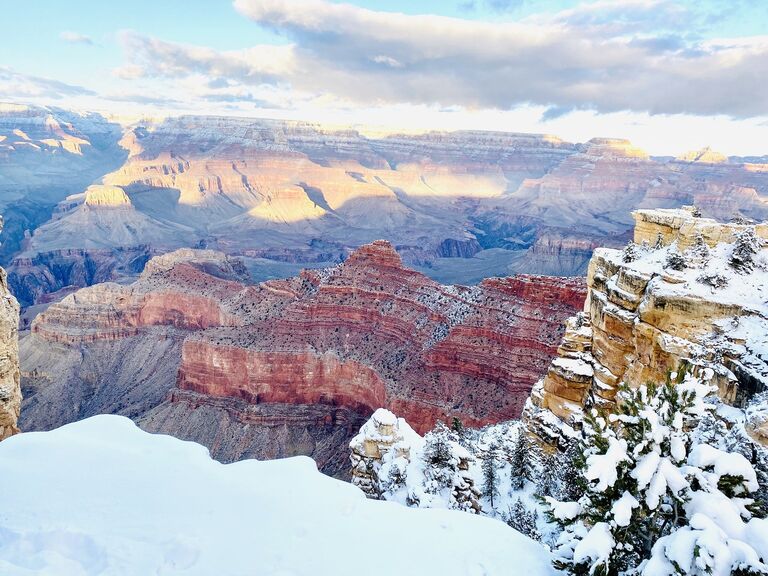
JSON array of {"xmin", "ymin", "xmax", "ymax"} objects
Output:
[
  {"xmin": 604, "ymin": 237, "xmax": 768, "ymax": 311},
  {"xmin": 552, "ymin": 357, "xmax": 594, "ymax": 378},
  {"xmin": 584, "ymin": 436, "xmax": 630, "ymax": 491},
  {"xmin": 611, "ymin": 492, "xmax": 639, "ymax": 527},
  {"xmin": 688, "ymin": 444, "xmax": 759, "ymax": 492},
  {"xmin": 371, "ymin": 407, "xmax": 397, "ymax": 426},
  {"xmin": 0, "ymin": 416, "xmax": 560, "ymax": 576},
  {"xmin": 572, "ymin": 522, "xmax": 614, "ymax": 569},
  {"xmin": 544, "ymin": 498, "xmax": 580, "ymax": 522}
]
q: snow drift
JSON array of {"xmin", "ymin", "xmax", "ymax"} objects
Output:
[{"xmin": 0, "ymin": 415, "xmax": 557, "ymax": 576}]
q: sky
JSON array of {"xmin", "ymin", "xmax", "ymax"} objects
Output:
[{"xmin": 2, "ymin": 0, "xmax": 768, "ymax": 155}]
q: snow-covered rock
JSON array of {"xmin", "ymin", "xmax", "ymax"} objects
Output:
[
  {"xmin": 0, "ymin": 415, "xmax": 559, "ymax": 576},
  {"xmin": 525, "ymin": 207, "xmax": 768, "ymax": 453}
]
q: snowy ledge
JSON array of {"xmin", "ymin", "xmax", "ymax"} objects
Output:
[{"xmin": 0, "ymin": 416, "xmax": 558, "ymax": 576}]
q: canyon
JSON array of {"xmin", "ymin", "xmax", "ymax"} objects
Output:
[
  {"xmin": 19, "ymin": 241, "xmax": 585, "ymax": 476},
  {"xmin": 2, "ymin": 105, "xmax": 767, "ymax": 312}
]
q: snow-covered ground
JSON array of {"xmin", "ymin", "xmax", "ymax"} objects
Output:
[{"xmin": 0, "ymin": 416, "xmax": 558, "ymax": 576}]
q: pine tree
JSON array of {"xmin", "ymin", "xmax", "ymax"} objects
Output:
[
  {"xmin": 622, "ymin": 241, "xmax": 640, "ymax": 263},
  {"xmin": 692, "ymin": 205, "xmax": 702, "ymax": 218},
  {"xmin": 730, "ymin": 227, "xmax": 762, "ymax": 274},
  {"xmin": 509, "ymin": 427, "xmax": 528, "ymax": 491},
  {"xmin": 385, "ymin": 459, "xmax": 407, "ymax": 493},
  {"xmin": 686, "ymin": 233, "xmax": 710, "ymax": 267},
  {"xmin": 544, "ymin": 372, "xmax": 768, "ymax": 576},
  {"xmin": 665, "ymin": 248, "xmax": 687, "ymax": 271},
  {"xmin": 482, "ymin": 442, "xmax": 500, "ymax": 510},
  {"xmin": 554, "ymin": 440, "xmax": 586, "ymax": 502},
  {"xmin": 424, "ymin": 422, "xmax": 453, "ymax": 469},
  {"xmin": 507, "ymin": 498, "xmax": 541, "ymax": 541},
  {"xmin": 538, "ymin": 452, "xmax": 558, "ymax": 498},
  {"xmin": 653, "ymin": 232, "xmax": 664, "ymax": 250},
  {"xmin": 451, "ymin": 417, "xmax": 465, "ymax": 439}
]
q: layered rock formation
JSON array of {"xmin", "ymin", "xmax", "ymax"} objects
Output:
[
  {"xmin": 0, "ymin": 104, "xmax": 126, "ymax": 264},
  {"xmin": 7, "ymin": 109, "xmax": 768, "ymax": 308},
  {"xmin": 20, "ymin": 242, "xmax": 585, "ymax": 475},
  {"xmin": 0, "ymin": 216, "xmax": 21, "ymax": 440},
  {"xmin": 524, "ymin": 207, "xmax": 768, "ymax": 449}
]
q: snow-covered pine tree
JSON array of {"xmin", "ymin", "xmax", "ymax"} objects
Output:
[
  {"xmin": 692, "ymin": 206, "xmax": 702, "ymax": 218},
  {"xmin": 385, "ymin": 458, "xmax": 407, "ymax": 494},
  {"xmin": 686, "ymin": 233, "xmax": 710, "ymax": 267},
  {"xmin": 554, "ymin": 439, "xmax": 586, "ymax": 502},
  {"xmin": 665, "ymin": 248, "xmax": 687, "ymax": 271},
  {"xmin": 538, "ymin": 451, "xmax": 558, "ymax": 498},
  {"xmin": 545, "ymin": 370, "xmax": 768, "ymax": 576},
  {"xmin": 653, "ymin": 233, "xmax": 664, "ymax": 250},
  {"xmin": 622, "ymin": 241, "xmax": 640, "ymax": 263},
  {"xmin": 482, "ymin": 442, "xmax": 500, "ymax": 509},
  {"xmin": 507, "ymin": 498, "xmax": 541, "ymax": 542},
  {"xmin": 690, "ymin": 410, "xmax": 728, "ymax": 446},
  {"xmin": 509, "ymin": 427, "xmax": 528, "ymax": 491},
  {"xmin": 730, "ymin": 227, "xmax": 762, "ymax": 274},
  {"xmin": 424, "ymin": 422, "xmax": 453, "ymax": 469}
]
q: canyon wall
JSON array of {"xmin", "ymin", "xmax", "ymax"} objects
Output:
[
  {"xmin": 4, "ymin": 107, "xmax": 768, "ymax": 309},
  {"xmin": 0, "ymin": 217, "xmax": 21, "ymax": 440},
  {"xmin": 524, "ymin": 207, "xmax": 768, "ymax": 450},
  {"xmin": 20, "ymin": 242, "xmax": 585, "ymax": 475}
]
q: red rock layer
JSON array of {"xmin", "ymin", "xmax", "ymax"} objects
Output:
[{"xmin": 33, "ymin": 242, "xmax": 587, "ymax": 433}]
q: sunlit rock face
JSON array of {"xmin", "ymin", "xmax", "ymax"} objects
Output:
[
  {"xmin": 6, "ymin": 112, "xmax": 768, "ymax": 308},
  {"xmin": 0, "ymin": 104, "xmax": 126, "ymax": 265},
  {"xmin": 20, "ymin": 242, "xmax": 585, "ymax": 476},
  {"xmin": 524, "ymin": 207, "xmax": 768, "ymax": 450}
]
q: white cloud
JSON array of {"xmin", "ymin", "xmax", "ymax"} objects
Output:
[
  {"xmin": 0, "ymin": 67, "xmax": 95, "ymax": 99},
  {"xmin": 59, "ymin": 31, "xmax": 94, "ymax": 45},
  {"xmin": 223, "ymin": 0, "xmax": 768, "ymax": 118}
]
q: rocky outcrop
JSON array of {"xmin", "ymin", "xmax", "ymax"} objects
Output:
[
  {"xmin": 83, "ymin": 185, "xmax": 133, "ymax": 209},
  {"xmin": 21, "ymin": 241, "xmax": 585, "ymax": 474},
  {"xmin": 0, "ymin": 217, "xmax": 21, "ymax": 440},
  {"xmin": 524, "ymin": 207, "xmax": 768, "ymax": 450}
]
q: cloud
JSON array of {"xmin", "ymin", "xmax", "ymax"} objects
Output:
[
  {"xmin": 59, "ymin": 31, "xmax": 94, "ymax": 45},
  {"xmin": 0, "ymin": 67, "xmax": 95, "ymax": 100},
  {"xmin": 109, "ymin": 0, "xmax": 768, "ymax": 118}
]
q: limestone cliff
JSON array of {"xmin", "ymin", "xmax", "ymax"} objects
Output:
[
  {"xmin": 0, "ymin": 217, "xmax": 21, "ymax": 440},
  {"xmin": 524, "ymin": 207, "xmax": 768, "ymax": 450}
]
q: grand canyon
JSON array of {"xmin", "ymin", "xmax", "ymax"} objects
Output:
[
  {"xmin": 3, "ymin": 1, "xmax": 768, "ymax": 571},
  {"xmin": 3, "ymin": 105, "xmax": 768, "ymax": 318}
]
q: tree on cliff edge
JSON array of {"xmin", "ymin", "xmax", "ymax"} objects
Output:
[
  {"xmin": 544, "ymin": 372, "xmax": 768, "ymax": 576},
  {"xmin": 730, "ymin": 227, "xmax": 762, "ymax": 274}
]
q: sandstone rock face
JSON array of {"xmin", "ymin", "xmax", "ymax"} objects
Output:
[
  {"xmin": 7, "ymin": 111, "xmax": 768, "ymax": 308},
  {"xmin": 21, "ymin": 242, "xmax": 585, "ymax": 475},
  {"xmin": 524, "ymin": 208, "xmax": 768, "ymax": 449},
  {"xmin": 83, "ymin": 185, "xmax": 133, "ymax": 208}
]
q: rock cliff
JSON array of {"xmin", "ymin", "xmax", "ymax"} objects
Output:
[
  {"xmin": 524, "ymin": 207, "xmax": 768, "ymax": 450},
  {"xmin": 20, "ymin": 241, "xmax": 585, "ymax": 475},
  {"xmin": 0, "ymin": 217, "xmax": 21, "ymax": 440}
]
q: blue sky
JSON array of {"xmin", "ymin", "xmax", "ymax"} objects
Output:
[{"xmin": 2, "ymin": 0, "xmax": 768, "ymax": 155}]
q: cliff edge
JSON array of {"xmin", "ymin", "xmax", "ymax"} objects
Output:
[{"xmin": 524, "ymin": 206, "xmax": 768, "ymax": 450}]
